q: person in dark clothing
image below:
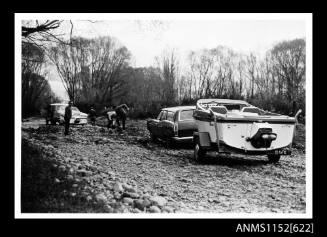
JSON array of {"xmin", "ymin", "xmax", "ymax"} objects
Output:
[
  {"xmin": 115, "ymin": 104, "xmax": 129, "ymax": 130},
  {"xmin": 64, "ymin": 101, "xmax": 73, "ymax": 135},
  {"xmin": 89, "ymin": 106, "xmax": 97, "ymax": 126},
  {"xmin": 45, "ymin": 104, "xmax": 52, "ymax": 125}
]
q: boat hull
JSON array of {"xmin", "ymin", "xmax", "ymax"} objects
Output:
[{"xmin": 196, "ymin": 119, "xmax": 295, "ymax": 152}]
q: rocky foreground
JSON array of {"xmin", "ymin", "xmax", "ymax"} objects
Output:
[{"xmin": 21, "ymin": 119, "xmax": 306, "ymax": 213}]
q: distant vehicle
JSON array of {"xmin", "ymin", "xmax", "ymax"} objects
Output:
[
  {"xmin": 193, "ymin": 99, "xmax": 302, "ymax": 163},
  {"xmin": 147, "ymin": 106, "xmax": 197, "ymax": 145},
  {"xmin": 47, "ymin": 103, "xmax": 88, "ymax": 125}
]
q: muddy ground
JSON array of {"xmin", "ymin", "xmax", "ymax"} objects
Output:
[{"xmin": 21, "ymin": 118, "xmax": 306, "ymax": 213}]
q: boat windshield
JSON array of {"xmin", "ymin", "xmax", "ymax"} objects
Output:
[{"xmin": 221, "ymin": 104, "xmax": 244, "ymax": 111}]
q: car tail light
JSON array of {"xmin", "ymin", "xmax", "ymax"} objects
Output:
[{"xmin": 173, "ymin": 123, "xmax": 178, "ymax": 136}]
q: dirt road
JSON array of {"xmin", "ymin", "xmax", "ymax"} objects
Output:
[{"xmin": 21, "ymin": 118, "xmax": 306, "ymax": 213}]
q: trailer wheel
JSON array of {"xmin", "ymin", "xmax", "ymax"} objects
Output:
[
  {"xmin": 267, "ymin": 154, "xmax": 281, "ymax": 163},
  {"xmin": 194, "ymin": 138, "xmax": 206, "ymax": 162}
]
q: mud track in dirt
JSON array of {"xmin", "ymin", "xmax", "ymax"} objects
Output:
[{"xmin": 21, "ymin": 118, "xmax": 306, "ymax": 213}]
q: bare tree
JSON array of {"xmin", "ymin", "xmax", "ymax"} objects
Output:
[
  {"xmin": 85, "ymin": 37, "xmax": 131, "ymax": 105},
  {"xmin": 188, "ymin": 51, "xmax": 198, "ymax": 100},
  {"xmin": 236, "ymin": 54, "xmax": 246, "ymax": 98},
  {"xmin": 188, "ymin": 49, "xmax": 214, "ymax": 98},
  {"xmin": 22, "ymin": 42, "xmax": 58, "ymax": 117},
  {"xmin": 245, "ymin": 53, "xmax": 258, "ymax": 98},
  {"xmin": 49, "ymin": 36, "xmax": 131, "ymax": 105},
  {"xmin": 187, "ymin": 46, "xmax": 239, "ymax": 99},
  {"xmin": 22, "ymin": 20, "xmax": 61, "ymax": 37},
  {"xmin": 22, "ymin": 20, "xmax": 66, "ymax": 49},
  {"xmin": 271, "ymin": 39, "xmax": 306, "ymax": 105},
  {"xmin": 156, "ymin": 50, "xmax": 179, "ymax": 105},
  {"xmin": 48, "ymin": 38, "xmax": 85, "ymax": 102}
]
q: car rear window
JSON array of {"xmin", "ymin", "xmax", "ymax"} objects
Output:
[
  {"xmin": 160, "ymin": 111, "xmax": 168, "ymax": 120},
  {"xmin": 167, "ymin": 111, "xmax": 174, "ymax": 122},
  {"xmin": 157, "ymin": 111, "xmax": 163, "ymax": 120},
  {"xmin": 180, "ymin": 110, "xmax": 194, "ymax": 120}
]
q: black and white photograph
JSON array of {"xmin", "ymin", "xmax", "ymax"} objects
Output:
[{"xmin": 15, "ymin": 13, "xmax": 312, "ymax": 219}]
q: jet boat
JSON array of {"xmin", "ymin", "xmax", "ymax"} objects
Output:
[{"xmin": 193, "ymin": 99, "xmax": 302, "ymax": 162}]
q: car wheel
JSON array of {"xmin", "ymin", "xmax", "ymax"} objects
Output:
[
  {"xmin": 51, "ymin": 119, "xmax": 56, "ymax": 125},
  {"xmin": 194, "ymin": 139, "xmax": 206, "ymax": 163},
  {"xmin": 165, "ymin": 136, "xmax": 174, "ymax": 148},
  {"xmin": 267, "ymin": 154, "xmax": 281, "ymax": 163}
]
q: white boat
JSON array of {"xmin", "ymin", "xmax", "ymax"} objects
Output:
[{"xmin": 193, "ymin": 99, "xmax": 302, "ymax": 163}]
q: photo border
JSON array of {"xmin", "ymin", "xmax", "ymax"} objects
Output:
[{"xmin": 15, "ymin": 13, "xmax": 312, "ymax": 219}]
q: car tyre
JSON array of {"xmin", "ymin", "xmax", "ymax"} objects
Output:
[
  {"xmin": 194, "ymin": 138, "xmax": 206, "ymax": 163},
  {"xmin": 165, "ymin": 136, "xmax": 175, "ymax": 148},
  {"xmin": 267, "ymin": 154, "xmax": 281, "ymax": 163}
]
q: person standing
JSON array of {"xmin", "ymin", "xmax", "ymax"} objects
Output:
[
  {"xmin": 45, "ymin": 104, "xmax": 52, "ymax": 125},
  {"xmin": 115, "ymin": 104, "xmax": 129, "ymax": 130},
  {"xmin": 64, "ymin": 101, "xmax": 73, "ymax": 135},
  {"xmin": 89, "ymin": 106, "xmax": 97, "ymax": 126},
  {"xmin": 107, "ymin": 106, "xmax": 117, "ymax": 129}
]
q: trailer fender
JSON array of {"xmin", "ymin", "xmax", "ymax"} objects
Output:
[{"xmin": 194, "ymin": 132, "xmax": 211, "ymax": 147}]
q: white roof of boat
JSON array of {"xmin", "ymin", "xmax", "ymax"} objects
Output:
[
  {"xmin": 197, "ymin": 99, "xmax": 250, "ymax": 105},
  {"xmin": 51, "ymin": 103, "xmax": 68, "ymax": 106},
  {"xmin": 162, "ymin": 106, "xmax": 196, "ymax": 112}
]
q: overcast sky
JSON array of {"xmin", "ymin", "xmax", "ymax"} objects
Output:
[
  {"xmin": 43, "ymin": 16, "xmax": 307, "ymax": 100},
  {"xmin": 66, "ymin": 19, "xmax": 306, "ymax": 66}
]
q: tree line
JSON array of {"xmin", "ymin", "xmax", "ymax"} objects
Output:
[
  {"xmin": 21, "ymin": 21, "xmax": 305, "ymax": 120},
  {"xmin": 177, "ymin": 39, "xmax": 305, "ymax": 118},
  {"xmin": 22, "ymin": 42, "xmax": 61, "ymax": 117}
]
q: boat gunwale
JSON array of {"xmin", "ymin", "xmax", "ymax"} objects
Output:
[{"xmin": 193, "ymin": 114, "xmax": 296, "ymax": 124}]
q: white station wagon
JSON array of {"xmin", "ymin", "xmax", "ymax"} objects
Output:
[{"xmin": 47, "ymin": 103, "xmax": 88, "ymax": 125}]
